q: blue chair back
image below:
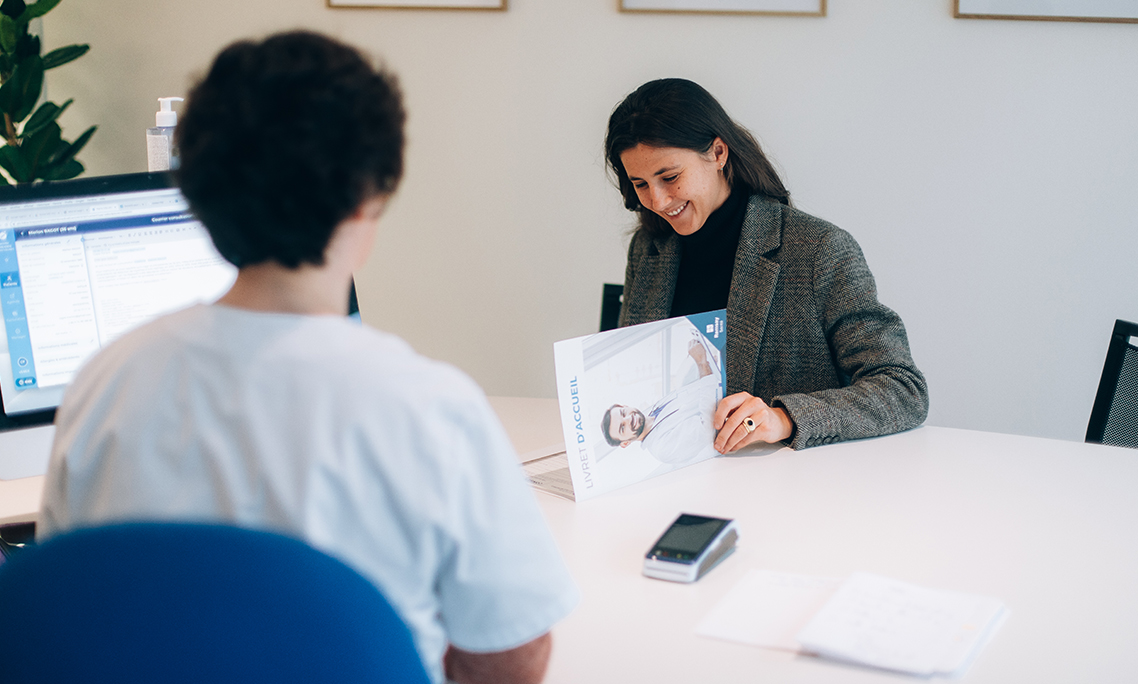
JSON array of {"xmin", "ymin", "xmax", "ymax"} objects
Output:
[{"xmin": 0, "ymin": 522, "xmax": 431, "ymax": 684}]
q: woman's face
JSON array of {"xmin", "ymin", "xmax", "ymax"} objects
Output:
[{"xmin": 620, "ymin": 139, "xmax": 731, "ymax": 236}]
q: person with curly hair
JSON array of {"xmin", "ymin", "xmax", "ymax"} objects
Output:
[{"xmin": 41, "ymin": 31, "xmax": 577, "ymax": 684}]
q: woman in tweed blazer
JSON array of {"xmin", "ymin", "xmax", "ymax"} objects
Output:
[{"xmin": 607, "ymin": 79, "xmax": 928, "ymax": 451}]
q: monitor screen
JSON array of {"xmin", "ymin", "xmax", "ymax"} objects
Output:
[{"xmin": 0, "ymin": 173, "xmax": 237, "ymax": 424}]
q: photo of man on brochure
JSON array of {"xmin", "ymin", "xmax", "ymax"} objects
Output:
[
  {"xmin": 583, "ymin": 314, "xmax": 723, "ymax": 480},
  {"xmin": 552, "ymin": 310, "xmax": 726, "ymax": 501},
  {"xmin": 601, "ymin": 337, "xmax": 719, "ymax": 464}
]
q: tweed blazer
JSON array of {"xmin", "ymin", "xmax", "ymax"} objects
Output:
[{"xmin": 619, "ymin": 195, "xmax": 929, "ymax": 449}]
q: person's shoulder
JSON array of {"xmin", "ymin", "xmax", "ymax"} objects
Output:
[
  {"xmin": 775, "ymin": 203, "xmax": 844, "ymax": 239},
  {"xmin": 55, "ymin": 305, "xmax": 209, "ymax": 428},
  {"xmin": 326, "ymin": 326, "xmax": 515, "ymax": 479},
  {"xmin": 113, "ymin": 303, "xmax": 208, "ymax": 348},
  {"xmin": 627, "ymin": 228, "xmax": 652, "ymax": 259},
  {"xmin": 324, "ymin": 320, "xmax": 475, "ymax": 387},
  {"xmin": 179, "ymin": 308, "xmax": 482, "ymax": 414},
  {"xmin": 73, "ymin": 305, "xmax": 206, "ymax": 381},
  {"xmin": 762, "ymin": 201, "xmax": 861, "ymax": 259},
  {"xmin": 308, "ymin": 319, "xmax": 492, "ymax": 419}
]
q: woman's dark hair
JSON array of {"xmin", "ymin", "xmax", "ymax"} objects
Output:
[
  {"xmin": 176, "ymin": 31, "xmax": 405, "ymax": 268},
  {"xmin": 604, "ymin": 78, "xmax": 789, "ymax": 239}
]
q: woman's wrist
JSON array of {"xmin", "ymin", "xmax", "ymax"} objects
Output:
[{"xmin": 770, "ymin": 406, "xmax": 794, "ymax": 443}]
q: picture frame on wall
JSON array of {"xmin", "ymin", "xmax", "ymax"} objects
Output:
[
  {"xmin": 327, "ymin": 0, "xmax": 505, "ymax": 9},
  {"xmin": 954, "ymin": 0, "xmax": 1138, "ymax": 23},
  {"xmin": 620, "ymin": 0, "xmax": 824, "ymax": 16}
]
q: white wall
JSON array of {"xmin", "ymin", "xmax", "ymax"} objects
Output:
[{"xmin": 45, "ymin": 0, "xmax": 1138, "ymax": 442}]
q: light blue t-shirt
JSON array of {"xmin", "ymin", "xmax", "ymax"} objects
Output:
[{"xmin": 41, "ymin": 304, "xmax": 579, "ymax": 683}]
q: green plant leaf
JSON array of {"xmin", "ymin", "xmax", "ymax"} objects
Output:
[
  {"xmin": 20, "ymin": 0, "xmax": 59, "ymax": 21},
  {"xmin": 42, "ymin": 44, "xmax": 88, "ymax": 70},
  {"xmin": 49, "ymin": 123, "xmax": 93, "ymax": 165},
  {"xmin": 0, "ymin": 0, "xmax": 25, "ymax": 21},
  {"xmin": 0, "ymin": 142, "xmax": 32, "ymax": 182},
  {"xmin": 41, "ymin": 156, "xmax": 80, "ymax": 180},
  {"xmin": 2, "ymin": 55, "xmax": 42, "ymax": 121},
  {"xmin": 0, "ymin": 55, "xmax": 40, "ymax": 117},
  {"xmin": 20, "ymin": 117, "xmax": 57, "ymax": 177},
  {"xmin": 19, "ymin": 96, "xmax": 65, "ymax": 137},
  {"xmin": 0, "ymin": 15, "xmax": 17, "ymax": 54},
  {"xmin": 14, "ymin": 30, "xmax": 37, "ymax": 60},
  {"xmin": 0, "ymin": 69, "xmax": 18, "ymax": 114}
]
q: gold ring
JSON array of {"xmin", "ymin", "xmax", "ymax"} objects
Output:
[{"xmin": 742, "ymin": 417, "xmax": 756, "ymax": 434}]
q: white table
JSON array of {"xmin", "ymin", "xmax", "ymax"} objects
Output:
[
  {"xmin": 0, "ymin": 425, "xmax": 51, "ymax": 525},
  {"xmin": 6, "ymin": 398, "xmax": 1138, "ymax": 681},
  {"xmin": 489, "ymin": 397, "xmax": 1138, "ymax": 683}
]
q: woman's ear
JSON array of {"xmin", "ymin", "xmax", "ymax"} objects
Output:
[{"xmin": 710, "ymin": 137, "xmax": 729, "ymax": 168}]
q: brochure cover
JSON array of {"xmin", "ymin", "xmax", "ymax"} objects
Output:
[{"xmin": 550, "ymin": 310, "xmax": 726, "ymax": 502}]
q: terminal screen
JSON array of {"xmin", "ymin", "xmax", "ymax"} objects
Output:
[{"xmin": 652, "ymin": 514, "xmax": 730, "ymax": 560}]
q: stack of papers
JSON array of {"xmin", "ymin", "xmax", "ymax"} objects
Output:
[
  {"xmin": 697, "ymin": 570, "xmax": 1007, "ymax": 678},
  {"xmin": 522, "ymin": 450, "xmax": 576, "ymax": 501}
]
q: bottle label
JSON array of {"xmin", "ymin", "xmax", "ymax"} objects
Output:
[{"xmin": 147, "ymin": 133, "xmax": 170, "ymax": 172}]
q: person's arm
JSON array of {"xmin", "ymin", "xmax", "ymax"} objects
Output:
[
  {"xmin": 687, "ymin": 338, "xmax": 713, "ymax": 378},
  {"xmin": 712, "ymin": 225, "xmax": 927, "ymax": 452},
  {"xmin": 432, "ymin": 387, "xmax": 576, "ymax": 683},
  {"xmin": 444, "ymin": 633, "xmax": 552, "ymax": 684},
  {"xmin": 773, "ymin": 228, "xmax": 928, "ymax": 449}
]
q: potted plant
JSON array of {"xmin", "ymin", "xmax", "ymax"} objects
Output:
[{"xmin": 0, "ymin": 0, "xmax": 94, "ymax": 184}]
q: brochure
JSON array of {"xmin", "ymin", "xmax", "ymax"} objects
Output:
[{"xmin": 542, "ymin": 310, "xmax": 726, "ymax": 502}]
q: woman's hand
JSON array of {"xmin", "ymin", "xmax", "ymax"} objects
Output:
[{"xmin": 713, "ymin": 392, "xmax": 793, "ymax": 453}]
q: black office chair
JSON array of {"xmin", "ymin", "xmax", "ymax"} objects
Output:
[
  {"xmin": 1086, "ymin": 319, "xmax": 1138, "ymax": 448},
  {"xmin": 600, "ymin": 283, "xmax": 624, "ymax": 332},
  {"xmin": 0, "ymin": 523, "xmax": 430, "ymax": 684}
]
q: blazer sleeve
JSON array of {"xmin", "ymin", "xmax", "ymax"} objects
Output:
[{"xmin": 772, "ymin": 228, "xmax": 929, "ymax": 449}]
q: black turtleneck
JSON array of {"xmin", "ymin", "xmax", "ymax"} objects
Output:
[{"xmin": 670, "ymin": 189, "xmax": 748, "ymax": 318}]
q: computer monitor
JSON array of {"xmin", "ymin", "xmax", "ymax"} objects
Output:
[
  {"xmin": 0, "ymin": 173, "xmax": 238, "ymax": 430},
  {"xmin": 0, "ymin": 172, "xmax": 361, "ymax": 432},
  {"xmin": 0, "ymin": 173, "xmax": 364, "ymax": 434},
  {"xmin": 0, "ymin": 173, "xmax": 364, "ymax": 436}
]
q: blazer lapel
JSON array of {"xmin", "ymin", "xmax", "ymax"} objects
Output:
[
  {"xmin": 726, "ymin": 197, "xmax": 782, "ymax": 395},
  {"xmin": 623, "ymin": 236, "xmax": 680, "ymax": 326}
]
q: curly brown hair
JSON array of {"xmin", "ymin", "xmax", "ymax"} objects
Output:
[{"xmin": 176, "ymin": 31, "xmax": 405, "ymax": 268}]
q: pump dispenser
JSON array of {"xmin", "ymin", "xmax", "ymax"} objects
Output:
[{"xmin": 146, "ymin": 97, "xmax": 184, "ymax": 171}]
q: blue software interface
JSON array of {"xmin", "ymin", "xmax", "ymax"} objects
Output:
[{"xmin": 0, "ymin": 185, "xmax": 236, "ymax": 416}]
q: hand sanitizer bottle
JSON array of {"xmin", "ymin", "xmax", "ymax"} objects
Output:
[{"xmin": 146, "ymin": 97, "xmax": 184, "ymax": 171}]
